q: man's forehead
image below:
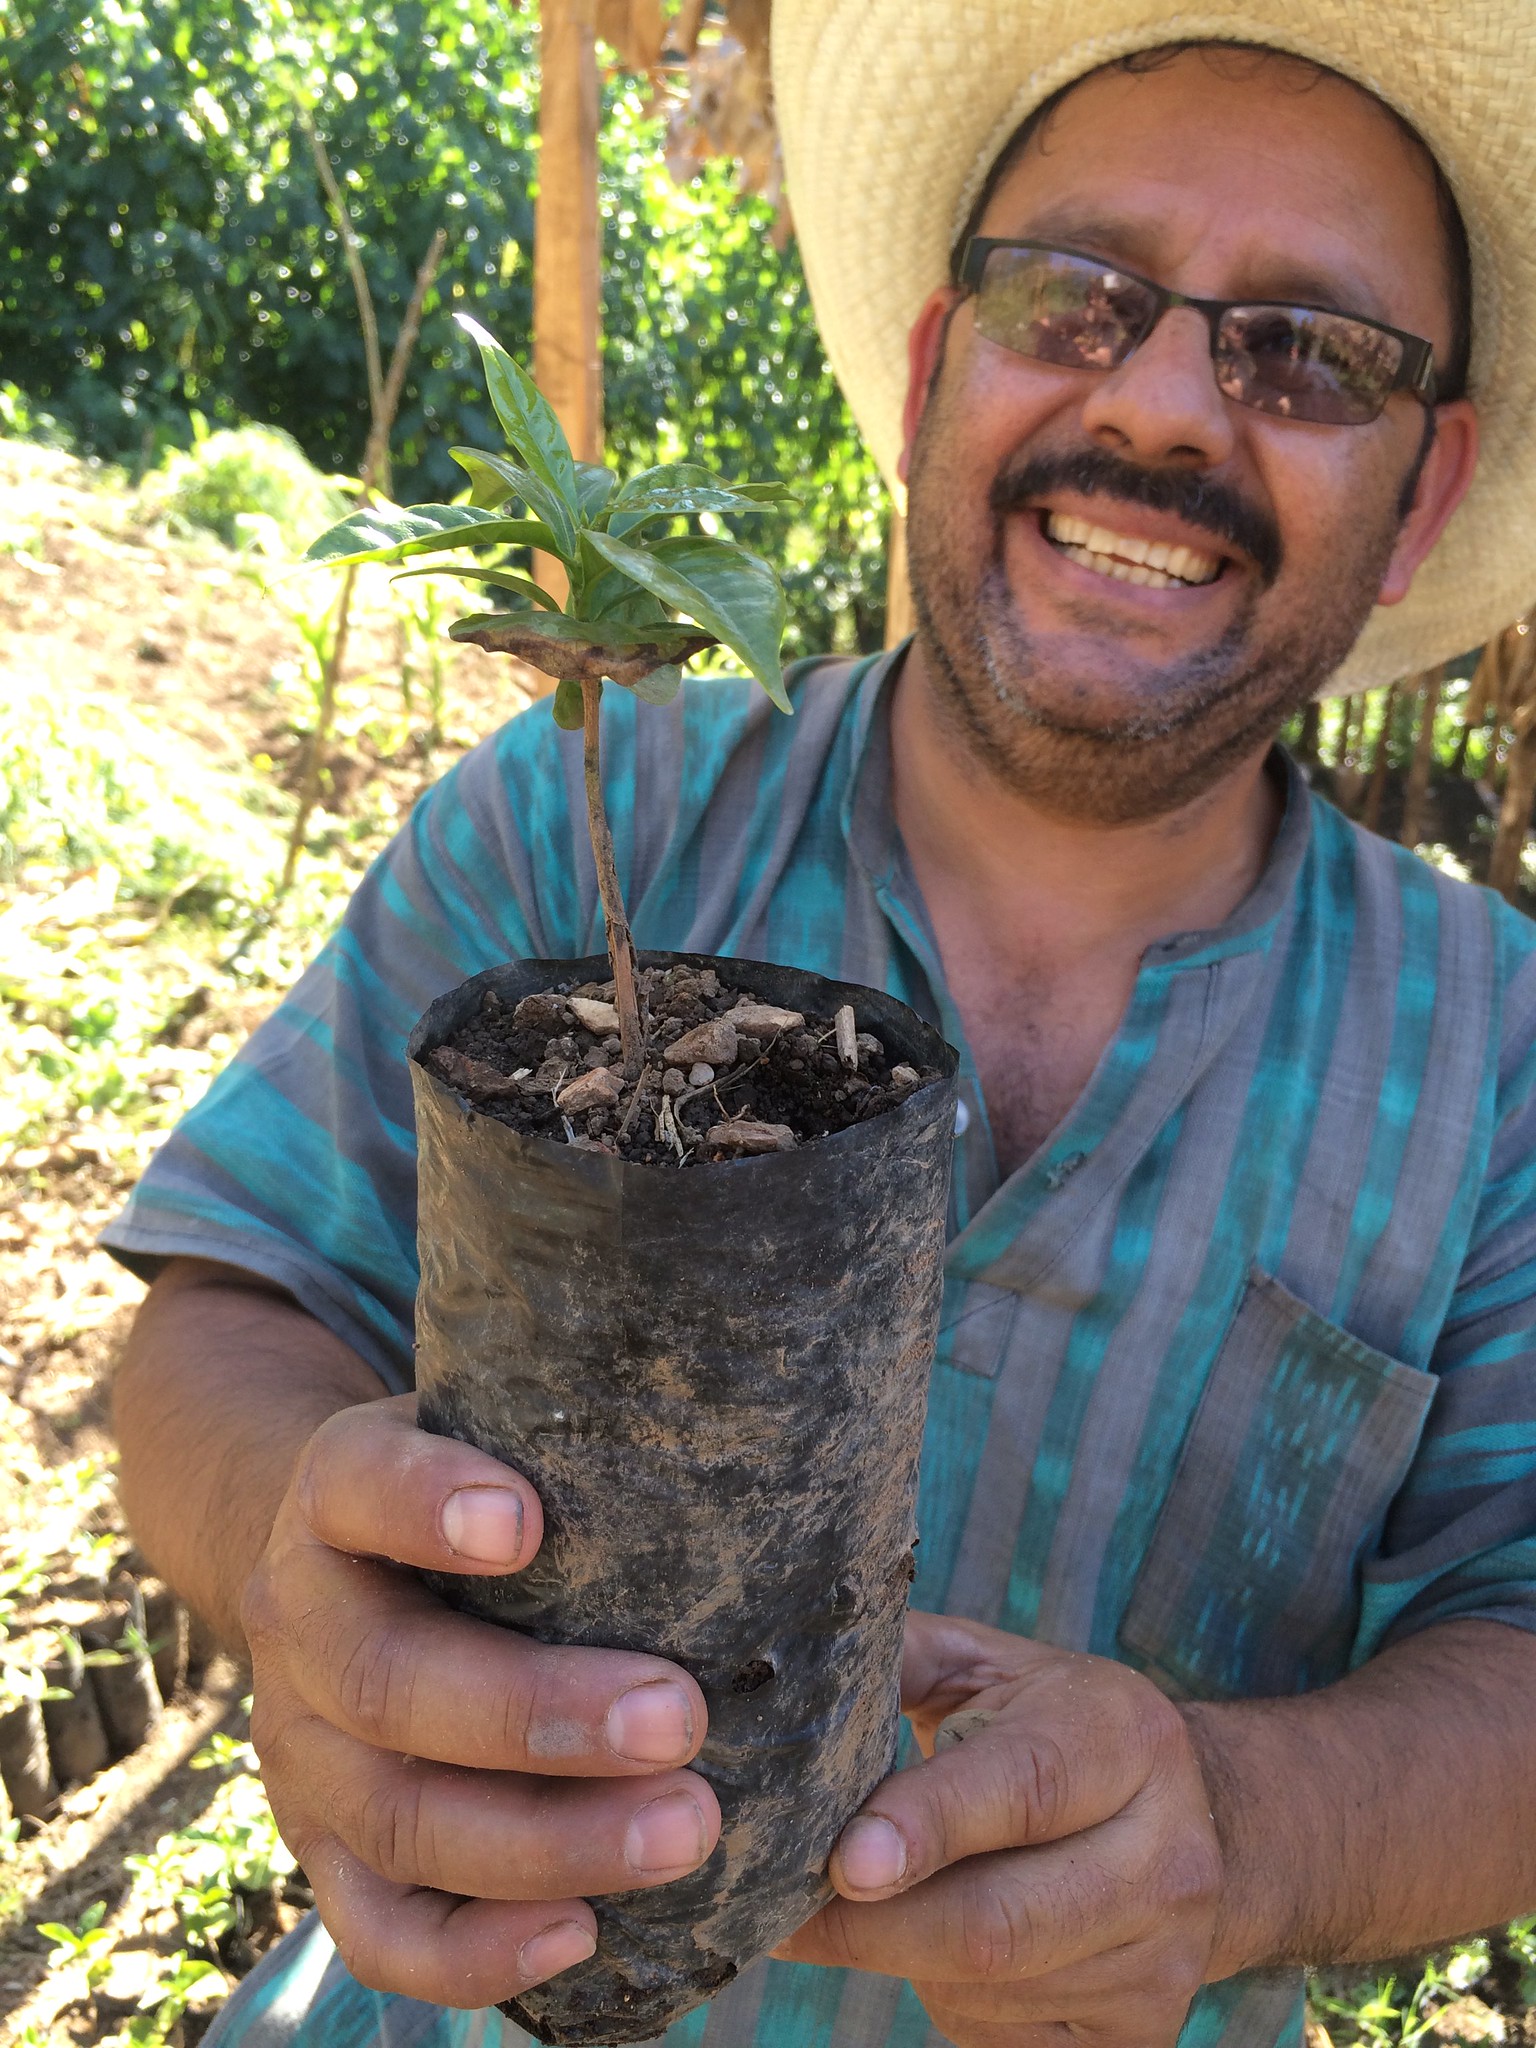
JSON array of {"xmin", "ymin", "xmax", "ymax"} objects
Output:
[
  {"xmin": 993, "ymin": 45, "xmax": 1442, "ymax": 209},
  {"xmin": 976, "ymin": 45, "xmax": 1450, "ymax": 309}
]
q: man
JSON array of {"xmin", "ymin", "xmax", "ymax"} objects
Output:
[{"xmin": 106, "ymin": 5, "xmax": 1536, "ymax": 2045}]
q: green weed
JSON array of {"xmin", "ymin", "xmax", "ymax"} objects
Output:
[
  {"xmin": 140, "ymin": 422, "xmax": 351, "ymax": 555},
  {"xmin": 37, "ymin": 1900, "xmax": 117, "ymax": 1992}
]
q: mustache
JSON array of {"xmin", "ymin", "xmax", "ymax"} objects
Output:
[{"xmin": 992, "ymin": 448, "xmax": 1283, "ymax": 586}]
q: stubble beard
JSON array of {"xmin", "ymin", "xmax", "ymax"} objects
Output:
[{"xmin": 904, "ymin": 409, "xmax": 1403, "ymax": 827}]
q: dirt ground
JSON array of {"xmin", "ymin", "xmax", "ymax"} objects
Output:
[
  {"xmin": 0, "ymin": 435, "xmax": 544, "ymax": 1527},
  {"xmin": 0, "ymin": 438, "xmax": 543, "ymax": 2043}
]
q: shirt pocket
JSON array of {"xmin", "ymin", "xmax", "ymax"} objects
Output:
[{"xmin": 1118, "ymin": 1268, "xmax": 1437, "ymax": 1701}]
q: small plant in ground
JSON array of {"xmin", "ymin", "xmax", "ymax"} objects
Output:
[
  {"xmin": 192, "ymin": 1729, "xmax": 258, "ymax": 1774},
  {"xmin": 139, "ymin": 422, "xmax": 351, "ymax": 555},
  {"xmin": 304, "ymin": 314, "xmax": 794, "ymax": 1076},
  {"xmin": 99, "ymin": 1950, "xmax": 228, "ymax": 2047},
  {"xmin": 126, "ymin": 1728, "xmax": 297, "ymax": 1972},
  {"xmin": 37, "ymin": 1899, "xmax": 117, "ymax": 1996}
]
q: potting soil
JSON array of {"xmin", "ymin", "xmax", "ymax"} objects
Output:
[{"xmin": 428, "ymin": 961, "xmax": 937, "ymax": 1165}]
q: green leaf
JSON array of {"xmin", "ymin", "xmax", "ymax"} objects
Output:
[
  {"xmin": 449, "ymin": 611, "xmax": 712, "ymax": 656},
  {"xmin": 390, "ymin": 564, "xmax": 564, "ymax": 611},
  {"xmin": 576, "ymin": 463, "xmax": 617, "ymax": 521},
  {"xmin": 454, "ymin": 314, "xmax": 579, "ymax": 538},
  {"xmin": 584, "ymin": 530, "xmax": 790, "ymax": 712},
  {"xmin": 606, "ymin": 486, "xmax": 773, "ymax": 539},
  {"xmin": 626, "ymin": 662, "xmax": 684, "ymax": 706},
  {"xmin": 448, "ymin": 445, "xmax": 521, "ymax": 512},
  {"xmin": 302, "ymin": 503, "xmax": 555, "ymax": 569},
  {"xmin": 441, "ymin": 447, "xmax": 577, "ymax": 561},
  {"xmin": 606, "ymin": 463, "xmax": 796, "ymax": 538},
  {"xmin": 553, "ymin": 678, "xmax": 586, "ymax": 730},
  {"xmin": 611, "ymin": 464, "xmax": 796, "ymax": 506},
  {"xmin": 609, "ymin": 462, "xmax": 724, "ymax": 506},
  {"xmin": 588, "ymin": 575, "xmax": 672, "ymax": 626},
  {"xmin": 719, "ymin": 482, "xmax": 799, "ymax": 504}
]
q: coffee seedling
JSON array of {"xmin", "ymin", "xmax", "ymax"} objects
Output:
[{"xmin": 304, "ymin": 316, "xmax": 795, "ymax": 1075}]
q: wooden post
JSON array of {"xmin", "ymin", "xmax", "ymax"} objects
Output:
[
  {"xmin": 535, "ymin": 0, "xmax": 603, "ymax": 599},
  {"xmin": 1453, "ymin": 639, "xmax": 1498, "ymax": 774},
  {"xmin": 1489, "ymin": 701, "xmax": 1536, "ymax": 899},
  {"xmin": 1361, "ymin": 681, "xmax": 1398, "ymax": 835},
  {"xmin": 885, "ymin": 509, "xmax": 915, "ymax": 648},
  {"xmin": 1296, "ymin": 699, "xmax": 1321, "ymax": 766},
  {"xmin": 1488, "ymin": 631, "xmax": 1536, "ymax": 897},
  {"xmin": 1399, "ymin": 665, "xmax": 1443, "ymax": 851}
]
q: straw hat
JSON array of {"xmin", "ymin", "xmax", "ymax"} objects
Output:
[{"xmin": 772, "ymin": 1, "xmax": 1536, "ymax": 690}]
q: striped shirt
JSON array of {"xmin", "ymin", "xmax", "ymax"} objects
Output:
[{"xmin": 104, "ymin": 647, "xmax": 1536, "ymax": 2048}]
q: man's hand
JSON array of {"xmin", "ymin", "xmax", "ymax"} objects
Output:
[
  {"xmin": 776, "ymin": 1613, "xmax": 1221, "ymax": 2047},
  {"xmin": 242, "ymin": 1395, "xmax": 722, "ymax": 2011}
]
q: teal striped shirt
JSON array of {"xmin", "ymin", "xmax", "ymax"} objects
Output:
[{"xmin": 104, "ymin": 648, "xmax": 1536, "ymax": 2048}]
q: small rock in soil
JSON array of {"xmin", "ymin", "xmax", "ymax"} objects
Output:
[
  {"xmin": 706, "ymin": 1119, "xmax": 797, "ymax": 1155},
  {"xmin": 667, "ymin": 1017, "xmax": 739, "ymax": 1069},
  {"xmin": 890, "ymin": 1064, "xmax": 921, "ymax": 1092},
  {"xmin": 662, "ymin": 1068, "xmax": 687, "ymax": 1095},
  {"xmin": 556, "ymin": 1067, "xmax": 623, "ymax": 1114},
  {"xmin": 688, "ymin": 1063, "xmax": 715, "ymax": 1088},
  {"xmin": 569, "ymin": 996, "xmax": 621, "ymax": 1035},
  {"xmin": 430, "ymin": 1047, "xmax": 523, "ymax": 1098},
  {"xmin": 724, "ymin": 1000, "xmax": 804, "ymax": 1038},
  {"xmin": 513, "ymin": 993, "xmax": 569, "ymax": 1034},
  {"xmin": 856, "ymin": 1032, "xmax": 885, "ymax": 1061}
]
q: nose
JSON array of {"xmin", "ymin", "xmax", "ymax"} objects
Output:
[{"xmin": 1079, "ymin": 306, "xmax": 1237, "ymax": 469}]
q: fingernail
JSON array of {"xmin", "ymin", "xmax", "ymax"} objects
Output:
[
  {"xmin": 625, "ymin": 1790, "xmax": 709, "ymax": 1873},
  {"xmin": 441, "ymin": 1487, "xmax": 524, "ymax": 1565},
  {"xmin": 606, "ymin": 1681, "xmax": 694, "ymax": 1763},
  {"xmin": 519, "ymin": 1920, "xmax": 596, "ymax": 1984},
  {"xmin": 838, "ymin": 1815, "xmax": 906, "ymax": 1893}
]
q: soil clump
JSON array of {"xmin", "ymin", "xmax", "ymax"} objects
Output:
[{"xmin": 429, "ymin": 962, "xmax": 938, "ymax": 1166}]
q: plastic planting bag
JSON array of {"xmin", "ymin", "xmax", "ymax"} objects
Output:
[{"xmin": 410, "ymin": 952, "xmax": 957, "ymax": 2044}]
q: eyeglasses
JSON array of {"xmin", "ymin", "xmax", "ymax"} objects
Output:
[{"xmin": 958, "ymin": 238, "xmax": 1438, "ymax": 426}]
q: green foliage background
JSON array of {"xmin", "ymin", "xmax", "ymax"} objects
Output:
[{"xmin": 0, "ymin": 0, "xmax": 890, "ymax": 654}]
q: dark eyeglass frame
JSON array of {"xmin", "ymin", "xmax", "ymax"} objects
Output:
[{"xmin": 957, "ymin": 237, "xmax": 1439, "ymax": 423}]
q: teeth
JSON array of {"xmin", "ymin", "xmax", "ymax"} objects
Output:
[
  {"xmin": 1059, "ymin": 544, "xmax": 1176, "ymax": 591},
  {"xmin": 1044, "ymin": 511, "xmax": 1221, "ymax": 586}
]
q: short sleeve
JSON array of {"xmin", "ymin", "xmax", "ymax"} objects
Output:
[
  {"xmin": 99, "ymin": 700, "xmax": 597, "ymax": 1391},
  {"xmin": 1353, "ymin": 933, "xmax": 1536, "ymax": 1661}
]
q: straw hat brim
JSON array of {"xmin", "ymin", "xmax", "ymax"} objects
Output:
[{"xmin": 772, "ymin": 2, "xmax": 1536, "ymax": 691}]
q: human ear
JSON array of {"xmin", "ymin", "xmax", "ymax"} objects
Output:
[
  {"xmin": 897, "ymin": 288, "xmax": 964, "ymax": 485},
  {"xmin": 1376, "ymin": 399, "xmax": 1479, "ymax": 607}
]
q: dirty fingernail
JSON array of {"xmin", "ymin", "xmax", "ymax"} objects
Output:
[
  {"xmin": 519, "ymin": 1920, "xmax": 596, "ymax": 1984},
  {"xmin": 626, "ymin": 1790, "xmax": 709, "ymax": 1873},
  {"xmin": 838, "ymin": 1815, "xmax": 906, "ymax": 1892},
  {"xmin": 441, "ymin": 1487, "xmax": 524, "ymax": 1564},
  {"xmin": 606, "ymin": 1681, "xmax": 694, "ymax": 1763}
]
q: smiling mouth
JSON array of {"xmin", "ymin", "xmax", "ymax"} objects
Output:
[{"xmin": 1041, "ymin": 511, "xmax": 1224, "ymax": 590}]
